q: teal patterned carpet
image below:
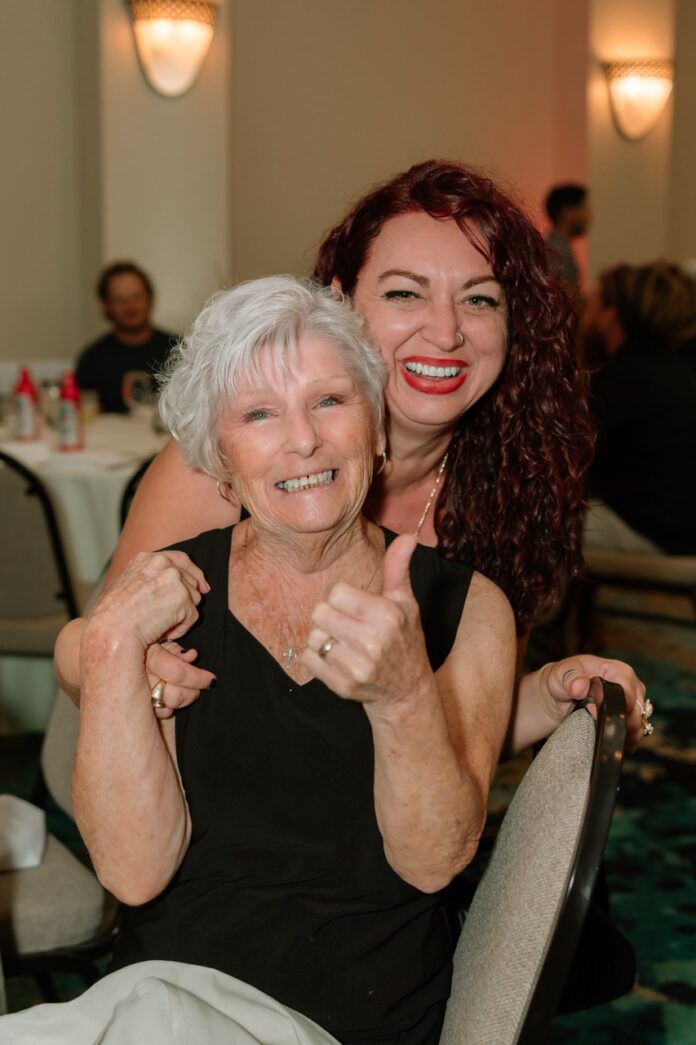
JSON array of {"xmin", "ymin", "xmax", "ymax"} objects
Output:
[{"xmin": 2, "ymin": 588, "xmax": 695, "ymax": 1041}]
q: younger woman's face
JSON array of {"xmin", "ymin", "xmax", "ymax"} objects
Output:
[{"xmin": 350, "ymin": 212, "xmax": 508, "ymax": 439}]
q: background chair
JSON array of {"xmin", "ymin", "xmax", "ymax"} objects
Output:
[
  {"xmin": 0, "ymin": 687, "xmax": 119, "ymax": 1003},
  {"xmin": 577, "ymin": 546, "xmax": 696, "ymax": 649},
  {"xmin": 440, "ymin": 678, "xmax": 627, "ymax": 1045},
  {"xmin": 0, "ymin": 451, "xmax": 78, "ymax": 657},
  {"xmin": 119, "ymin": 454, "xmax": 155, "ymax": 528}
]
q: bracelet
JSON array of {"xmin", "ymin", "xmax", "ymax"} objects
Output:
[{"xmin": 535, "ymin": 663, "xmax": 568, "ymax": 723}]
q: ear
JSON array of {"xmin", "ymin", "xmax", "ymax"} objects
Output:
[{"xmin": 331, "ymin": 276, "xmax": 343, "ymax": 293}]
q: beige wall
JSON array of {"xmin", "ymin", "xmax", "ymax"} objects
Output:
[
  {"xmin": 230, "ymin": 0, "xmax": 589, "ymax": 282},
  {"xmin": 588, "ymin": 0, "xmax": 675, "ymax": 277},
  {"xmin": 9, "ymin": 0, "xmax": 694, "ymax": 368},
  {"xmin": 98, "ymin": 0, "xmax": 232, "ymax": 337},
  {"xmin": 0, "ymin": 1, "xmax": 83, "ymax": 363},
  {"xmin": 667, "ymin": 0, "xmax": 696, "ymax": 266}
]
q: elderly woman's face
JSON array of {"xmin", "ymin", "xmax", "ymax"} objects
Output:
[
  {"xmin": 351, "ymin": 212, "xmax": 508, "ymax": 438},
  {"xmin": 218, "ymin": 336, "xmax": 381, "ymax": 536}
]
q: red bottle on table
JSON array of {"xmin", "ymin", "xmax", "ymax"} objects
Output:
[
  {"xmin": 57, "ymin": 371, "xmax": 83, "ymax": 451},
  {"xmin": 13, "ymin": 367, "xmax": 39, "ymax": 441}
]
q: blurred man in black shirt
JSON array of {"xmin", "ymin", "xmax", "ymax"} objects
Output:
[{"xmin": 76, "ymin": 262, "xmax": 175, "ymax": 413}]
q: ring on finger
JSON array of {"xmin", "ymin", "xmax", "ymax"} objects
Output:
[
  {"xmin": 151, "ymin": 680, "xmax": 166, "ymax": 710},
  {"xmin": 318, "ymin": 636, "xmax": 338, "ymax": 659},
  {"xmin": 636, "ymin": 697, "xmax": 654, "ymax": 736}
]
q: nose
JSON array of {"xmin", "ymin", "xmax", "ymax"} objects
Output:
[
  {"xmin": 282, "ymin": 406, "xmax": 322, "ymax": 458},
  {"xmin": 421, "ymin": 298, "xmax": 462, "ymax": 351}
]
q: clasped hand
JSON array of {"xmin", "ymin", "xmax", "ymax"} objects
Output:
[{"xmin": 83, "ymin": 550, "xmax": 215, "ymax": 718}]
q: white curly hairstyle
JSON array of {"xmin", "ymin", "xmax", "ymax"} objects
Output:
[{"xmin": 158, "ymin": 276, "xmax": 388, "ymax": 481}]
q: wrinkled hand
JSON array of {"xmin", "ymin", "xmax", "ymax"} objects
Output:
[
  {"xmin": 543, "ymin": 654, "xmax": 647, "ymax": 753},
  {"xmin": 303, "ymin": 535, "xmax": 433, "ymax": 715},
  {"xmin": 85, "ymin": 550, "xmax": 210, "ymax": 653},
  {"xmin": 146, "ymin": 641, "xmax": 217, "ymax": 721}
]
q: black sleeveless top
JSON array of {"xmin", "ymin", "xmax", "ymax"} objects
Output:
[{"xmin": 111, "ymin": 525, "xmax": 474, "ymax": 1040}]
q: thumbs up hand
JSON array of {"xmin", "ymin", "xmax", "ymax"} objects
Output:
[{"xmin": 303, "ymin": 535, "xmax": 434, "ymax": 713}]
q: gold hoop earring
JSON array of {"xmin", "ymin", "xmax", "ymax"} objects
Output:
[
  {"xmin": 376, "ymin": 451, "xmax": 387, "ymax": 475},
  {"xmin": 216, "ymin": 480, "xmax": 231, "ymax": 502}
]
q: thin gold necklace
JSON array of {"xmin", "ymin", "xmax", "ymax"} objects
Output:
[
  {"xmin": 242, "ymin": 530, "xmax": 382, "ymax": 666},
  {"xmin": 413, "ymin": 452, "xmax": 448, "ymax": 539}
]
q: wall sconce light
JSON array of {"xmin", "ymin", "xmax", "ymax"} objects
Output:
[
  {"xmin": 602, "ymin": 58, "xmax": 674, "ymax": 140},
  {"xmin": 126, "ymin": 0, "xmax": 218, "ymax": 97}
]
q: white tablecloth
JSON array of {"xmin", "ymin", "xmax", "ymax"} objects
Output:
[
  {"xmin": 1, "ymin": 411, "xmax": 167, "ymax": 591},
  {"xmin": 0, "ymin": 411, "xmax": 167, "ymax": 731}
]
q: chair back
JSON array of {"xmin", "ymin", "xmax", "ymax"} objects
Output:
[
  {"xmin": 0, "ymin": 452, "xmax": 78, "ymax": 652},
  {"xmin": 440, "ymin": 679, "xmax": 626, "ymax": 1045},
  {"xmin": 120, "ymin": 455, "xmax": 155, "ymax": 528}
]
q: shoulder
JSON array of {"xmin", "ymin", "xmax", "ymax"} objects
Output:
[
  {"xmin": 77, "ymin": 333, "xmax": 111, "ymax": 360},
  {"xmin": 165, "ymin": 525, "xmax": 233, "ymax": 567},
  {"xmin": 465, "ymin": 570, "xmax": 514, "ymax": 625}
]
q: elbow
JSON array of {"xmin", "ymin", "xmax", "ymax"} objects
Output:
[
  {"xmin": 96, "ymin": 867, "xmax": 166, "ymax": 907},
  {"xmin": 387, "ymin": 835, "xmax": 482, "ymax": 895}
]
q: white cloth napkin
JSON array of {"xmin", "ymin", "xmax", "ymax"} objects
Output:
[{"xmin": 0, "ymin": 795, "xmax": 47, "ymax": 871}]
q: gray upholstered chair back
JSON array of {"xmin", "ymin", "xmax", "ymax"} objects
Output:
[
  {"xmin": 0, "ymin": 452, "xmax": 77, "ymax": 654},
  {"xmin": 440, "ymin": 708, "xmax": 596, "ymax": 1045},
  {"xmin": 40, "ymin": 689, "xmax": 80, "ymax": 819}
]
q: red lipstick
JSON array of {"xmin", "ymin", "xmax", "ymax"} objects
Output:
[{"xmin": 400, "ymin": 357, "xmax": 469, "ymax": 396}]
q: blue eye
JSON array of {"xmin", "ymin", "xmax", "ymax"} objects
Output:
[
  {"xmin": 318, "ymin": 395, "xmax": 342, "ymax": 408},
  {"xmin": 243, "ymin": 408, "xmax": 269, "ymax": 422}
]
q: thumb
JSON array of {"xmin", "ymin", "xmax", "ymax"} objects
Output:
[{"xmin": 382, "ymin": 534, "xmax": 417, "ymax": 601}]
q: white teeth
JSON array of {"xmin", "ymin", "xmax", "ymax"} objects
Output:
[
  {"xmin": 404, "ymin": 362, "xmax": 463, "ymax": 378},
  {"xmin": 276, "ymin": 469, "xmax": 334, "ymax": 492}
]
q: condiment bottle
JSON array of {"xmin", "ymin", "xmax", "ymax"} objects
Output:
[
  {"xmin": 13, "ymin": 367, "xmax": 39, "ymax": 441},
  {"xmin": 57, "ymin": 371, "xmax": 83, "ymax": 451}
]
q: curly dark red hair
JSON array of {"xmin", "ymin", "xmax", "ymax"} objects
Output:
[{"xmin": 314, "ymin": 160, "xmax": 594, "ymax": 633}]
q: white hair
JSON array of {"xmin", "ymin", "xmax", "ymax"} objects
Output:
[{"xmin": 158, "ymin": 276, "xmax": 387, "ymax": 481}]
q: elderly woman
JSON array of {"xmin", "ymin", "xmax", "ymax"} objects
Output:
[
  {"xmin": 72, "ymin": 277, "xmax": 515, "ymax": 1045},
  {"xmin": 56, "ymin": 161, "xmax": 648, "ymax": 752}
]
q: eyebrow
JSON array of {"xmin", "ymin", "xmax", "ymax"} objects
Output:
[{"xmin": 377, "ymin": 269, "xmax": 499, "ymax": 290}]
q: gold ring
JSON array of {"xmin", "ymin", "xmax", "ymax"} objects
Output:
[
  {"xmin": 318, "ymin": 637, "xmax": 337, "ymax": 659},
  {"xmin": 151, "ymin": 680, "xmax": 166, "ymax": 710}
]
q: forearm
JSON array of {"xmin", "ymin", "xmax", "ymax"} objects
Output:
[
  {"xmin": 54, "ymin": 617, "xmax": 86, "ymax": 705},
  {"xmin": 73, "ymin": 630, "xmax": 189, "ymax": 904},
  {"xmin": 367, "ymin": 688, "xmax": 486, "ymax": 893}
]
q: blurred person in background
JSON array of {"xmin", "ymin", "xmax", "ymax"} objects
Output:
[
  {"xmin": 75, "ymin": 261, "xmax": 176, "ymax": 413},
  {"xmin": 544, "ymin": 183, "xmax": 590, "ymax": 294},
  {"xmin": 585, "ymin": 260, "xmax": 696, "ymax": 555}
]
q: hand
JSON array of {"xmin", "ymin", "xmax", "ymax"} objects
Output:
[
  {"xmin": 303, "ymin": 535, "xmax": 434, "ymax": 715},
  {"xmin": 541, "ymin": 654, "xmax": 647, "ymax": 754},
  {"xmin": 146, "ymin": 641, "xmax": 217, "ymax": 721},
  {"xmin": 85, "ymin": 550, "xmax": 210, "ymax": 653}
]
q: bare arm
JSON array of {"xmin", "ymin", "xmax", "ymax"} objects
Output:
[
  {"xmin": 72, "ymin": 551, "xmax": 207, "ymax": 904},
  {"xmin": 509, "ymin": 655, "xmax": 647, "ymax": 755},
  {"xmin": 304, "ymin": 536, "xmax": 515, "ymax": 893},
  {"xmin": 109, "ymin": 440, "xmax": 240, "ymax": 581}
]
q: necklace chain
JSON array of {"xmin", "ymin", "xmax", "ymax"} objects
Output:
[
  {"xmin": 413, "ymin": 452, "xmax": 448, "ymax": 539},
  {"xmin": 242, "ymin": 530, "xmax": 381, "ymax": 664}
]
